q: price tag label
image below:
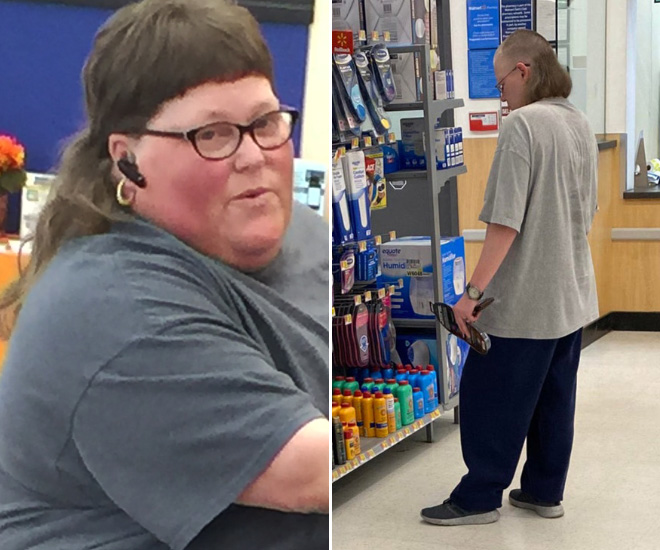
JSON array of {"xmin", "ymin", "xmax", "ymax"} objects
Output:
[
  {"xmin": 403, "ymin": 427, "xmax": 412, "ymax": 435},
  {"xmin": 378, "ymin": 288, "xmax": 386, "ymax": 299},
  {"xmin": 378, "ymin": 135, "xmax": 386, "ymax": 145},
  {"xmin": 359, "ymin": 30, "xmax": 367, "ymax": 41},
  {"xmin": 351, "ymin": 137, "xmax": 360, "ymax": 150},
  {"xmin": 344, "ymin": 314, "xmax": 352, "ymax": 325},
  {"xmin": 431, "ymin": 410, "xmax": 441, "ymax": 419},
  {"xmin": 353, "ymin": 295, "xmax": 362, "ymax": 305},
  {"xmin": 332, "ymin": 307, "xmax": 335, "ymax": 317},
  {"xmin": 364, "ymin": 291, "xmax": 372, "ymax": 302},
  {"xmin": 389, "ymin": 285, "xmax": 396, "ymax": 294},
  {"xmin": 383, "ymin": 31, "xmax": 391, "ymax": 42},
  {"xmin": 358, "ymin": 241, "xmax": 367, "ymax": 252},
  {"xmin": 358, "ymin": 453, "xmax": 367, "ymax": 463},
  {"xmin": 375, "ymin": 235, "xmax": 382, "ymax": 245},
  {"xmin": 339, "ymin": 465, "xmax": 347, "ymax": 475},
  {"xmin": 389, "ymin": 436, "xmax": 397, "ymax": 445},
  {"xmin": 364, "ymin": 136, "xmax": 372, "ymax": 148},
  {"xmin": 332, "ymin": 470, "xmax": 339, "ymax": 480},
  {"xmin": 380, "ymin": 441, "xmax": 388, "ymax": 450},
  {"xmin": 372, "ymin": 31, "xmax": 379, "ymax": 41},
  {"xmin": 389, "ymin": 231, "xmax": 397, "ymax": 240},
  {"xmin": 366, "ymin": 449, "xmax": 376, "ymax": 459},
  {"xmin": 388, "ymin": 132, "xmax": 396, "ymax": 143},
  {"xmin": 397, "ymin": 432, "xmax": 404, "ymax": 441},
  {"xmin": 333, "ymin": 147, "xmax": 346, "ymax": 164},
  {"xmin": 340, "ymin": 260, "xmax": 349, "ymax": 270}
]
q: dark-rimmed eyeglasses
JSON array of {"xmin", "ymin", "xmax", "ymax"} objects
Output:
[
  {"xmin": 139, "ymin": 107, "xmax": 299, "ymax": 160},
  {"xmin": 495, "ymin": 63, "xmax": 531, "ymax": 94}
]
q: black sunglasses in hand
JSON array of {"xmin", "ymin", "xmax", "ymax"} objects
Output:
[{"xmin": 429, "ymin": 298, "xmax": 494, "ymax": 355}]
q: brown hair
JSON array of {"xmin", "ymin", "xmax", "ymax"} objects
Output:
[
  {"xmin": 0, "ymin": 0, "xmax": 273, "ymax": 336},
  {"xmin": 498, "ymin": 29, "xmax": 571, "ymax": 104}
]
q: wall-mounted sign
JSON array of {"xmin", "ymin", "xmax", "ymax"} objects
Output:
[
  {"xmin": 501, "ymin": 0, "xmax": 533, "ymax": 40},
  {"xmin": 469, "ymin": 112, "xmax": 499, "ymax": 131},
  {"xmin": 466, "ymin": 0, "xmax": 500, "ymax": 50},
  {"xmin": 468, "ymin": 49, "xmax": 499, "ymax": 99}
]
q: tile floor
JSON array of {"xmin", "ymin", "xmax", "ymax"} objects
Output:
[{"xmin": 332, "ymin": 331, "xmax": 660, "ymax": 550}]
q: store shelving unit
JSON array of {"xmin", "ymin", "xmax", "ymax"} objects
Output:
[
  {"xmin": 332, "ymin": 407, "xmax": 443, "ymax": 482},
  {"xmin": 372, "ymin": 43, "xmax": 466, "ymax": 413},
  {"xmin": 331, "ymin": 38, "xmax": 465, "ymax": 480}
]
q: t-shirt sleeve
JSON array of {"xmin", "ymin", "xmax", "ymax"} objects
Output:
[
  {"xmin": 479, "ymin": 114, "xmax": 532, "ymax": 232},
  {"xmin": 71, "ymin": 268, "xmax": 324, "ymax": 550}
]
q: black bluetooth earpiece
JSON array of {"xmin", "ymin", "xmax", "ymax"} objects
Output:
[{"xmin": 117, "ymin": 154, "xmax": 147, "ymax": 188}]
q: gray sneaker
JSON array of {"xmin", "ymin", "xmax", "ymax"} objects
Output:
[
  {"xmin": 421, "ymin": 499, "xmax": 500, "ymax": 526},
  {"xmin": 509, "ymin": 489, "xmax": 564, "ymax": 518}
]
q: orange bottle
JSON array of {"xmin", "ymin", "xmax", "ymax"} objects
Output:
[
  {"xmin": 332, "ymin": 388, "xmax": 343, "ymax": 406},
  {"xmin": 383, "ymin": 388, "xmax": 397, "ymax": 433},
  {"xmin": 361, "ymin": 391, "xmax": 375, "ymax": 437},
  {"xmin": 339, "ymin": 402, "xmax": 356, "ymax": 426},
  {"xmin": 347, "ymin": 421, "xmax": 361, "ymax": 454},
  {"xmin": 373, "ymin": 391, "xmax": 389, "ymax": 438},
  {"xmin": 352, "ymin": 390, "xmax": 364, "ymax": 435},
  {"xmin": 344, "ymin": 430, "xmax": 356, "ymax": 460},
  {"xmin": 342, "ymin": 389, "xmax": 354, "ymax": 408}
]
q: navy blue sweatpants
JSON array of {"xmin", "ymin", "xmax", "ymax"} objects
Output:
[{"xmin": 450, "ymin": 329, "xmax": 582, "ymax": 511}]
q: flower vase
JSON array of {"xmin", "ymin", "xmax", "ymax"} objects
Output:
[{"xmin": 0, "ymin": 194, "xmax": 8, "ymax": 244}]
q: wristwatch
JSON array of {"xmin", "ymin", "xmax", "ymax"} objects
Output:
[{"xmin": 466, "ymin": 283, "xmax": 484, "ymax": 301}]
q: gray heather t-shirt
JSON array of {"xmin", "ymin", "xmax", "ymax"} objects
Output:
[
  {"xmin": 475, "ymin": 97, "xmax": 599, "ymax": 339},
  {"xmin": 0, "ymin": 202, "xmax": 329, "ymax": 550}
]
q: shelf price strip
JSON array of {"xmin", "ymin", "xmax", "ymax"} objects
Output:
[{"xmin": 333, "ymin": 409, "xmax": 443, "ymax": 481}]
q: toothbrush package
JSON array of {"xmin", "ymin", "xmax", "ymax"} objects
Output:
[
  {"xmin": 354, "ymin": 50, "xmax": 391, "ymax": 136},
  {"xmin": 333, "ymin": 53, "xmax": 367, "ymax": 123},
  {"xmin": 331, "ymin": 158, "xmax": 355, "ymax": 244},
  {"xmin": 332, "ymin": 72, "xmax": 361, "ymax": 137},
  {"xmin": 341, "ymin": 150, "xmax": 372, "ymax": 241},
  {"xmin": 378, "ymin": 236, "xmax": 465, "ymax": 319},
  {"xmin": 370, "ymin": 43, "xmax": 397, "ymax": 104}
]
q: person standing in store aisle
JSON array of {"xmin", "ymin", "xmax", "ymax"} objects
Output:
[
  {"xmin": 421, "ymin": 29, "xmax": 599, "ymax": 526},
  {"xmin": 0, "ymin": 1, "xmax": 329, "ymax": 548}
]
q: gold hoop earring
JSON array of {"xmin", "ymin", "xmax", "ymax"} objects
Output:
[{"xmin": 116, "ymin": 178, "xmax": 133, "ymax": 207}]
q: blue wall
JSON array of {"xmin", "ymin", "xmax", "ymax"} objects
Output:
[{"xmin": 0, "ymin": 0, "xmax": 309, "ymax": 232}]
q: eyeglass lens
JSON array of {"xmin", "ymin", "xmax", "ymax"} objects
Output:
[{"xmin": 194, "ymin": 111, "xmax": 294, "ymax": 159}]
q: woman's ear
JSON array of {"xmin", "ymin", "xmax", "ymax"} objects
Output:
[{"xmin": 108, "ymin": 133, "xmax": 132, "ymax": 163}]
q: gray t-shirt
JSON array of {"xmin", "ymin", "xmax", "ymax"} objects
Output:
[
  {"xmin": 0, "ymin": 203, "xmax": 329, "ymax": 550},
  {"xmin": 475, "ymin": 97, "xmax": 599, "ymax": 339}
]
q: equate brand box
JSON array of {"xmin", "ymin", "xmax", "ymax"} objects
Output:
[{"xmin": 378, "ymin": 236, "xmax": 466, "ymax": 319}]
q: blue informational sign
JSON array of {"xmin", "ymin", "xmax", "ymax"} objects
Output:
[
  {"xmin": 466, "ymin": 0, "xmax": 500, "ymax": 50},
  {"xmin": 501, "ymin": 0, "xmax": 533, "ymax": 40},
  {"xmin": 468, "ymin": 49, "xmax": 500, "ymax": 99}
]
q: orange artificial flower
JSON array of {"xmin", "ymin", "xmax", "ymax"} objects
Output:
[{"xmin": 0, "ymin": 135, "xmax": 26, "ymax": 173}]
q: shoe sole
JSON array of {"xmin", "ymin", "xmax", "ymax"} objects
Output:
[
  {"xmin": 420, "ymin": 509, "xmax": 500, "ymax": 526},
  {"xmin": 509, "ymin": 495, "xmax": 564, "ymax": 518}
]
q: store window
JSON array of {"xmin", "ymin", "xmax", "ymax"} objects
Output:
[
  {"xmin": 635, "ymin": 1, "xmax": 660, "ymax": 160},
  {"xmin": 557, "ymin": 0, "xmax": 607, "ymax": 134}
]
